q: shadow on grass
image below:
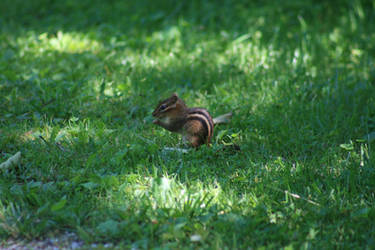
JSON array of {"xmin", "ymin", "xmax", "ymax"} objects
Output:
[
  {"xmin": 2, "ymin": 0, "xmax": 372, "ymax": 44},
  {"xmin": 1, "ymin": 0, "xmax": 374, "ymax": 192},
  {"xmin": 1, "ymin": 0, "xmax": 375, "ymax": 246},
  {"xmin": 1, "ymin": 0, "xmax": 374, "ymax": 182}
]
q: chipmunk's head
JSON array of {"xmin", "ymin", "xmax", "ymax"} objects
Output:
[{"xmin": 152, "ymin": 93, "xmax": 186, "ymax": 125}]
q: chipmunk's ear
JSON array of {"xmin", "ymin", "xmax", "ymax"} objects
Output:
[{"xmin": 170, "ymin": 93, "xmax": 178, "ymax": 103}]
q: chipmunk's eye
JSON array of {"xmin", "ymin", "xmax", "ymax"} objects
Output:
[{"xmin": 160, "ymin": 104, "xmax": 167, "ymax": 111}]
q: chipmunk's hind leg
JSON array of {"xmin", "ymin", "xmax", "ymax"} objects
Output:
[
  {"xmin": 183, "ymin": 120, "xmax": 207, "ymax": 148},
  {"xmin": 185, "ymin": 135, "xmax": 201, "ymax": 148}
]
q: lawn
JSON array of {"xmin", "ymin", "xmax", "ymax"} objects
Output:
[{"xmin": 1, "ymin": 0, "xmax": 375, "ymax": 248}]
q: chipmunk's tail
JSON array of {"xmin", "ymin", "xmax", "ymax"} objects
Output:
[{"xmin": 213, "ymin": 112, "xmax": 232, "ymax": 125}]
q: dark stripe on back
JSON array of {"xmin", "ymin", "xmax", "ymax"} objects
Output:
[
  {"xmin": 186, "ymin": 115, "xmax": 209, "ymax": 141},
  {"xmin": 188, "ymin": 109, "xmax": 214, "ymax": 135}
]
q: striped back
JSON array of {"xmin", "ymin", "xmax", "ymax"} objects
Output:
[{"xmin": 186, "ymin": 108, "xmax": 214, "ymax": 145}]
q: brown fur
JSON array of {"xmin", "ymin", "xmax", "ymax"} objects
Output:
[{"xmin": 152, "ymin": 93, "xmax": 214, "ymax": 148}]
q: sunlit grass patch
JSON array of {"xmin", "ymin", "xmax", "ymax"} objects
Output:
[
  {"xmin": 17, "ymin": 31, "xmax": 103, "ymax": 55},
  {"xmin": 115, "ymin": 175, "xmax": 221, "ymax": 211}
]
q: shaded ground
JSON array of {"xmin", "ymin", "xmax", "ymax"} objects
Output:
[{"xmin": 1, "ymin": 0, "xmax": 374, "ymax": 248}]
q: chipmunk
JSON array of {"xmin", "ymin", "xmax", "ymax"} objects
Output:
[{"xmin": 152, "ymin": 93, "xmax": 232, "ymax": 148}]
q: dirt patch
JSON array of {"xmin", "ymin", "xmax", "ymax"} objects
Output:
[{"xmin": 1, "ymin": 232, "xmax": 103, "ymax": 249}]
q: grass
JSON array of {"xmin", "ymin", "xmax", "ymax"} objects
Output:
[{"xmin": 1, "ymin": 0, "xmax": 375, "ymax": 248}]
